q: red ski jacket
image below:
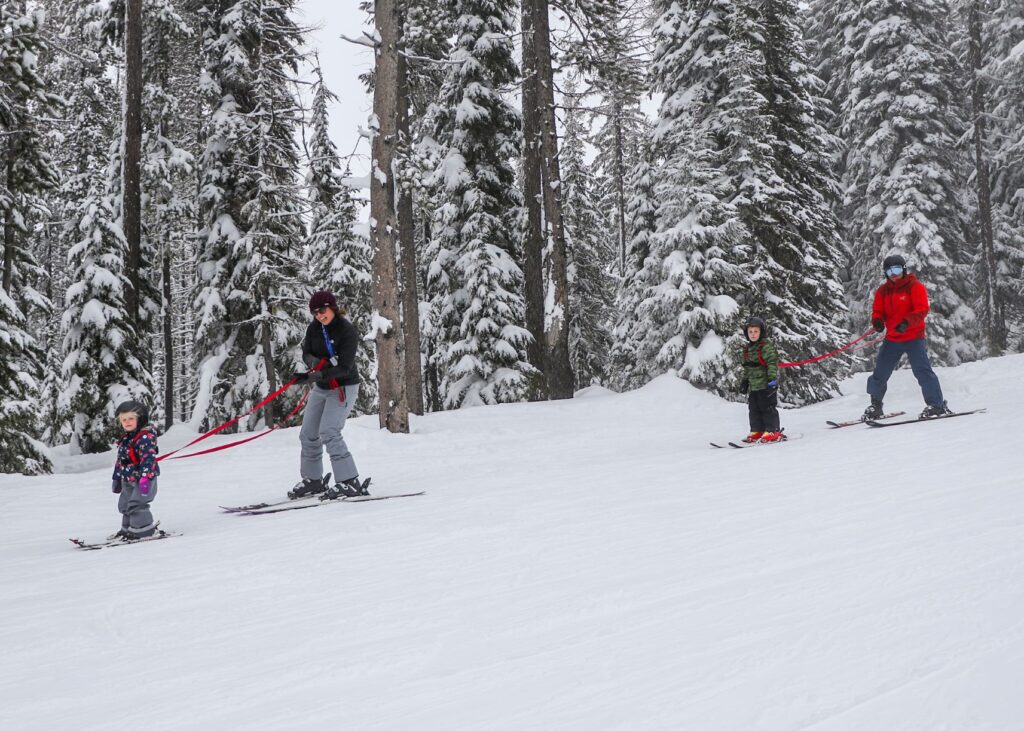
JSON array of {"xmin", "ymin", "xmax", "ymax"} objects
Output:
[{"xmin": 871, "ymin": 274, "xmax": 929, "ymax": 342}]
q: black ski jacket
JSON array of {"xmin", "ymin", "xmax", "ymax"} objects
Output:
[{"xmin": 302, "ymin": 316, "xmax": 361, "ymax": 389}]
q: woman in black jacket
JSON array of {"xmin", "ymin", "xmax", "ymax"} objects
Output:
[{"xmin": 289, "ymin": 290, "xmax": 367, "ymax": 500}]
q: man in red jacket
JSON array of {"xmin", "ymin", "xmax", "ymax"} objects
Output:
[{"xmin": 863, "ymin": 255, "xmax": 951, "ymax": 420}]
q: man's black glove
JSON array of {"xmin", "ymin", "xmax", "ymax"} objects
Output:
[
  {"xmin": 112, "ymin": 479, "xmax": 122, "ymax": 494},
  {"xmin": 872, "ymin": 318, "xmax": 885, "ymax": 333},
  {"xmin": 894, "ymin": 320, "xmax": 909, "ymax": 334},
  {"xmin": 291, "ymin": 371, "xmax": 310, "ymax": 384},
  {"xmin": 738, "ymin": 380, "xmax": 749, "ymax": 395}
]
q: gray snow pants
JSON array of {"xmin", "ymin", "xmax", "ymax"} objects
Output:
[
  {"xmin": 300, "ymin": 384, "xmax": 359, "ymax": 483},
  {"xmin": 118, "ymin": 478, "xmax": 158, "ymax": 535}
]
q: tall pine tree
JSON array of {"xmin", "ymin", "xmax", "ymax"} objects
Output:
[
  {"xmin": 618, "ymin": 0, "xmax": 850, "ymax": 404},
  {"xmin": 193, "ymin": 0, "xmax": 307, "ymax": 429},
  {"xmin": 0, "ymin": 1, "xmax": 57, "ymax": 471},
  {"xmin": 305, "ymin": 61, "xmax": 376, "ymax": 415},
  {"xmin": 429, "ymin": 0, "xmax": 533, "ymax": 407},
  {"xmin": 811, "ymin": 0, "xmax": 980, "ymax": 365}
]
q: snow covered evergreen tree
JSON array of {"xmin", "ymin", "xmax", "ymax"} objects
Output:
[
  {"xmin": 0, "ymin": 0, "xmax": 58, "ymax": 471},
  {"xmin": 560, "ymin": 80, "xmax": 615, "ymax": 388},
  {"xmin": 428, "ymin": 0, "xmax": 533, "ymax": 407},
  {"xmin": 305, "ymin": 62, "xmax": 376, "ymax": 415},
  {"xmin": 57, "ymin": 2, "xmax": 154, "ymax": 453},
  {"xmin": 736, "ymin": 0, "xmax": 851, "ymax": 400},
  {"xmin": 62, "ymin": 153, "xmax": 150, "ymax": 453},
  {"xmin": 981, "ymin": 0, "xmax": 1024, "ymax": 348},
  {"xmin": 608, "ymin": 141, "xmax": 659, "ymax": 392},
  {"xmin": 586, "ymin": 0, "xmax": 652, "ymax": 275},
  {"xmin": 193, "ymin": 0, "xmax": 308, "ymax": 430},
  {"xmin": 811, "ymin": 0, "xmax": 980, "ymax": 365},
  {"xmin": 139, "ymin": 0, "xmax": 197, "ymax": 427},
  {"xmin": 618, "ymin": 0, "xmax": 850, "ymax": 404}
]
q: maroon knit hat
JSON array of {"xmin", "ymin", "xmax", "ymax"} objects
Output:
[{"xmin": 308, "ymin": 290, "xmax": 338, "ymax": 312}]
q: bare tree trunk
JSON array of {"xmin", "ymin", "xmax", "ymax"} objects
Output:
[
  {"xmin": 613, "ymin": 117, "xmax": 627, "ymax": 275},
  {"xmin": 123, "ymin": 0, "xmax": 143, "ymax": 325},
  {"xmin": 162, "ymin": 243, "xmax": 175, "ymax": 429},
  {"xmin": 520, "ymin": 0, "xmax": 549, "ymax": 399},
  {"xmin": 967, "ymin": 0, "xmax": 1004, "ymax": 354},
  {"xmin": 260, "ymin": 307, "xmax": 278, "ymax": 428},
  {"xmin": 370, "ymin": 0, "xmax": 410, "ymax": 433},
  {"xmin": 3, "ymin": 134, "xmax": 17, "ymax": 294},
  {"xmin": 397, "ymin": 47, "xmax": 424, "ymax": 415},
  {"xmin": 533, "ymin": 0, "xmax": 574, "ymax": 399}
]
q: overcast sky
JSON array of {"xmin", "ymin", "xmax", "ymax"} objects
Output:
[{"xmin": 299, "ymin": 0, "xmax": 374, "ymax": 179}]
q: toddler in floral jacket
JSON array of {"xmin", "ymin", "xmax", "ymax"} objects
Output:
[{"xmin": 110, "ymin": 400, "xmax": 160, "ymax": 540}]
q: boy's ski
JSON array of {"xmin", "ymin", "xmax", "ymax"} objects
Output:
[
  {"xmin": 826, "ymin": 412, "xmax": 905, "ymax": 428},
  {"xmin": 70, "ymin": 529, "xmax": 180, "ymax": 551},
  {"xmin": 727, "ymin": 433, "xmax": 804, "ymax": 449},
  {"xmin": 865, "ymin": 409, "xmax": 986, "ymax": 428},
  {"xmin": 236, "ymin": 492, "xmax": 425, "ymax": 516}
]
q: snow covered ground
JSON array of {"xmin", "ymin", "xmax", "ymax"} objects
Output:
[{"xmin": 2, "ymin": 356, "xmax": 1022, "ymax": 730}]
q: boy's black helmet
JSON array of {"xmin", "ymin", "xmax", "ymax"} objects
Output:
[
  {"xmin": 115, "ymin": 400, "xmax": 149, "ymax": 429},
  {"xmin": 744, "ymin": 316, "xmax": 767, "ymax": 340}
]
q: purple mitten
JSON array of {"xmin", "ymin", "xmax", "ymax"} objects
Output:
[{"xmin": 138, "ymin": 477, "xmax": 151, "ymax": 496}]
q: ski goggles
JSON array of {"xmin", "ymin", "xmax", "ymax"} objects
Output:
[{"xmin": 885, "ymin": 264, "xmax": 905, "ymax": 277}]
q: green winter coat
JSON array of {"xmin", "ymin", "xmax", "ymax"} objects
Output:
[{"xmin": 739, "ymin": 338, "xmax": 780, "ymax": 392}]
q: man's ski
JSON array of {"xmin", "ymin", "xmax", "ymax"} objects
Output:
[
  {"xmin": 826, "ymin": 412, "xmax": 905, "ymax": 428},
  {"xmin": 235, "ymin": 491, "xmax": 425, "ymax": 515},
  {"xmin": 70, "ymin": 529, "xmax": 180, "ymax": 551},
  {"xmin": 727, "ymin": 433, "xmax": 804, "ymax": 449},
  {"xmin": 865, "ymin": 408, "xmax": 986, "ymax": 428}
]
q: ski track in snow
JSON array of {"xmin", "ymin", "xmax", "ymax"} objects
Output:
[{"xmin": 1, "ymin": 355, "xmax": 1023, "ymax": 729}]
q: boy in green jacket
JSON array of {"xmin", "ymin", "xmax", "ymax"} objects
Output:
[{"xmin": 737, "ymin": 316, "xmax": 784, "ymax": 443}]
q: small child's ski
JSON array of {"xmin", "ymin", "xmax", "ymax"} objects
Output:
[
  {"xmin": 70, "ymin": 529, "xmax": 180, "ymax": 551},
  {"xmin": 727, "ymin": 433, "xmax": 804, "ymax": 449},
  {"xmin": 236, "ymin": 491, "xmax": 425, "ymax": 516},
  {"xmin": 826, "ymin": 411, "xmax": 905, "ymax": 428},
  {"xmin": 865, "ymin": 408, "xmax": 986, "ymax": 428}
]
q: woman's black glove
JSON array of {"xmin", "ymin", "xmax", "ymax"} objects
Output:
[
  {"xmin": 872, "ymin": 319, "xmax": 885, "ymax": 333},
  {"xmin": 738, "ymin": 380, "xmax": 749, "ymax": 395},
  {"xmin": 894, "ymin": 320, "xmax": 909, "ymax": 334},
  {"xmin": 291, "ymin": 371, "xmax": 310, "ymax": 384}
]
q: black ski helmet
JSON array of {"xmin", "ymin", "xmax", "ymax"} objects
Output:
[
  {"xmin": 744, "ymin": 316, "xmax": 767, "ymax": 341},
  {"xmin": 115, "ymin": 400, "xmax": 150, "ymax": 429},
  {"xmin": 882, "ymin": 254, "xmax": 907, "ymax": 275}
]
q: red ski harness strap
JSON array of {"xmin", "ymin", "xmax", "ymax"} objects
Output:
[
  {"xmin": 127, "ymin": 428, "xmax": 152, "ymax": 466},
  {"xmin": 159, "ymin": 360, "xmax": 326, "ymax": 462},
  {"xmin": 743, "ymin": 343, "xmax": 767, "ymax": 368}
]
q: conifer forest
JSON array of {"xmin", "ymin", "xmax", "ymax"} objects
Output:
[{"xmin": 2, "ymin": 0, "xmax": 1023, "ymax": 473}]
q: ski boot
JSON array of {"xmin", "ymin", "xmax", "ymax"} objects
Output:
[
  {"xmin": 920, "ymin": 401, "xmax": 953, "ymax": 419},
  {"xmin": 759, "ymin": 431, "xmax": 786, "ymax": 443},
  {"xmin": 742, "ymin": 432, "xmax": 764, "ymax": 444},
  {"xmin": 287, "ymin": 474, "xmax": 331, "ymax": 500},
  {"xmin": 862, "ymin": 399, "xmax": 884, "ymax": 421},
  {"xmin": 320, "ymin": 477, "xmax": 367, "ymax": 501}
]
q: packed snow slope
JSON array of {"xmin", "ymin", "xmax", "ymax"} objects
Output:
[{"xmin": 1, "ymin": 355, "xmax": 1022, "ymax": 730}]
